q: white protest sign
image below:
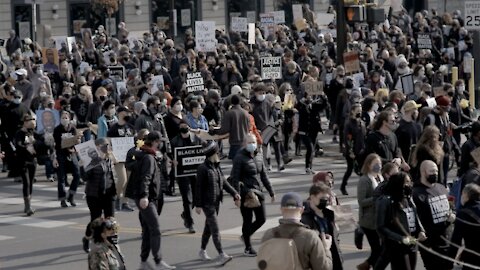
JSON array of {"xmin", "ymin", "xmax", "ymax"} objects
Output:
[
  {"xmin": 292, "ymin": 4, "xmax": 303, "ymax": 22},
  {"xmin": 151, "ymin": 75, "xmax": 164, "ymax": 93},
  {"xmin": 316, "ymin": 13, "xmax": 335, "ymax": 26},
  {"xmin": 186, "ymin": 72, "xmax": 205, "ymax": 93},
  {"xmin": 52, "ymin": 36, "xmax": 67, "ymax": 51},
  {"xmin": 75, "ymin": 140, "xmax": 99, "ymax": 171},
  {"xmin": 273, "ymin": 11, "xmax": 285, "ymax": 24},
  {"xmin": 465, "ymin": 1, "xmax": 480, "ymax": 30},
  {"xmin": 352, "ymin": 72, "xmax": 365, "ymax": 88},
  {"xmin": 231, "ymin": 17, "xmax": 248, "ymax": 32},
  {"xmin": 195, "ymin": 21, "xmax": 216, "ymax": 52},
  {"xmin": 247, "ymin": 11, "xmax": 256, "ymax": 23},
  {"xmin": 110, "ymin": 137, "xmax": 134, "ymax": 163},
  {"xmin": 181, "ymin": 9, "xmax": 191, "ymax": 27},
  {"xmin": 260, "ymin": 57, "xmax": 282, "ymax": 80},
  {"xmin": 116, "ymin": 81, "xmax": 126, "ymax": 96},
  {"xmin": 248, "ymin": 23, "xmax": 256, "ymax": 45},
  {"xmin": 66, "ymin": 37, "xmax": 76, "ymax": 54}
]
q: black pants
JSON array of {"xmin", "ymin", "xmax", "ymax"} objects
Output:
[
  {"xmin": 362, "ymin": 227, "xmax": 381, "ymax": 267},
  {"xmin": 200, "ymin": 205, "xmax": 223, "ymax": 254},
  {"xmin": 240, "ymin": 197, "xmax": 266, "ymax": 249},
  {"xmin": 85, "ymin": 195, "xmax": 115, "ymax": 237},
  {"xmin": 177, "ymin": 176, "xmax": 195, "ymax": 227},
  {"xmin": 418, "ymin": 242, "xmax": 450, "ymax": 270},
  {"xmin": 21, "ymin": 163, "xmax": 36, "ymax": 197},
  {"xmin": 136, "ymin": 200, "xmax": 162, "ymax": 263},
  {"xmin": 390, "ymin": 251, "xmax": 416, "ymax": 270},
  {"xmin": 299, "ymin": 133, "xmax": 316, "ymax": 169},
  {"xmin": 341, "ymin": 156, "xmax": 354, "ymax": 189}
]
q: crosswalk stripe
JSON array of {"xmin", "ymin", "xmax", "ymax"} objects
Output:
[
  {"xmin": 220, "ymin": 216, "xmax": 281, "ymax": 236},
  {"xmin": 0, "ymin": 235, "xmax": 15, "ymax": 241},
  {"xmin": 0, "ymin": 215, "xmax": 76, "ymax": 228}
]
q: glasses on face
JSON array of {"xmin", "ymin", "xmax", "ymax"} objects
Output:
[{"xmin": 25, "ymin": 118, "xmax": 36, "ymax": 121}]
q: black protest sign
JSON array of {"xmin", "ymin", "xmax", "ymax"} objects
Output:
[
  {"xmin": 416, "ymin": 34, "xmax": 432, "ymax": 49},
  {"xmin": 186, "ymin": 72, "xmax": 205, "ymax": 93},
  {"xmin": 174, "ymin": 145, "xmax": 205, "ymax": 177},
  {"xmin": 260, "ymin": 57, "xmax": 282, "ymax": 80},
  {"xmin": 108, "ymin": 66, "xmax": 125, "ymax": 81}
]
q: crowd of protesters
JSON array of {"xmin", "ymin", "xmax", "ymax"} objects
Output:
[{"xmin": 2, "ymin": 2, "xmax": 480, "ymax": 270}]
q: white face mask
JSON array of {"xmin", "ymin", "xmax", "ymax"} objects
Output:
[
  {"xmin": 372, "ymin": 103, "xmax": 379, "ymax": 112},
  {"xmin": 256, "ymin": 94, "xmax": 266, "ymax": 102},
  {"xmin": 61, "ymin": 118, "xmax": 70, "ymax": 126},
  {"xmin": 39, "ymin": 92, "xmax": 47, "ymax": 97},
  {"xmin": 174, "ymin": 104, "xmax": 183, "ymax": 112},
  {"xmin": 458, "ymin": 85, "xmax": 465, "ymax": 92},
  {"xmin": 13, "ymin": 98, "xmax": 22, "ymax": 104}
]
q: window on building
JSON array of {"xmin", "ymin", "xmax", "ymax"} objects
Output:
[
  {"xmin": 276, "ymin": 0, "xmax": 312, "ymax": 25},
  {"xmin": 68, "ymin": 1, "xmax": 122, "ymax": 36},
  {"xmin": 13, "ymin": 4, "xmax": 38, "ymax": 40},
  {"xmin": 151, "ymin": 0, "xmax": 198, "ymax": 38},
  {"xmin": 227, "ymin": 0, "xmax": 261, "ymax": 26}
]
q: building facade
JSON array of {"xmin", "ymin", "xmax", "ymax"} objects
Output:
[{"xmin": 1, "ymin": 0, "xmax": 332, "ymax": 42}]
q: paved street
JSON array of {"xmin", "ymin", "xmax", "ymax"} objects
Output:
[{"xmin": 0, "ymin": 133, "xmax": 431, "ymax": 270}]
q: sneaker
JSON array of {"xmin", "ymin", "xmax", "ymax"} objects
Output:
[
  {"xmin": 305, "ymin": 168, "xmax": 315, "ymax": 175},
  {"xmin": 48, "ymin": 177, "xmax": 55, "ymax": 182},
  {"xmin": 283, "ymin": 157, "xmax": 293, "ymax": 165},
  {"xmin": 138, "ymin": 261, "xmax": 154, "ymax": 270},
  {"xmin": 155, "ymin": 260, "xmax": 176, "ymax": 270},
  {"xmin": 243, "ymin": 247, "xmax": 257, "ymax": 257},
  {"xmin": 121, "ymin": 203, "xmax": 135, "ymax": 212},
  {"xmin": 277, "ymin": 166, "xmax": 285, "ymax": 172},
  {"xmin": 67, "ymin": 195, "xmax": 77, "ymax": 207},
  {"xmin": 198, "ymin": 249, "xmax": 212, "ymax": 261},
  {"xmin": 188, "ymin": 226, "xmax": 196, "ymax": 234},
  {"xmin": 60, "ymin": 200, "xmax": 68, "ymax": 208},
  {"xmin": 82, "ymin": 237, "xmax": 90, "ymax": 253},
  {"xmin": 215, "ymin": 253, "xmax": 233, "ymax": 266}
]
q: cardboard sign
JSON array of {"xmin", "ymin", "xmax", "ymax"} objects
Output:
[
  {"xmin": 174, "ymin": 145, "xmax": 205, "ymax": 177},
  {"xmin": 195, "ymin": 21, "xmax": 216, "ymax": 52},
  {"xmin": 400, "ymin": 74, "xmax": 414, "ymax": 95},
  {"xmin": 75, "ymin": 140, "xmax": 100, "ymax": 171},
  {"xmin": 36, "ymin": 109, "xmax": 60, "ymax": 134},
  {"xmin": 273, "ymin": 11, "xmax": 285, "ymax": 24},
  {"xmin": 260, "ymin": 13, "xmax": 275, "ymax": 37},
  {"xmin": 186, "ymin": 72, "xmax": 205, "ymax": 93},
  {"xmin": 110, "ymin": 137, "xmax": 134, "ymax": 163},
  {"xmin": 248, "ymin": 23, "xmax": 256, "ymax": 45},
  {"xmin": 260, "ymin": 57, "xmax": 282, "ymax": 80},
  {"xmin": 108, "ymin": 66, "xmax": 125, "ymax": 81},
  {"xmin": 231, "ymin": 17, "xmax": 248, "ymax": 32},
  {"xmin": 303, "ymin": 80, "xmax": 324, "ymax": 96},
  {"xmin": 295, "ymin": 19, "xmax": 308, "ymax": 31},
  {"xmin": 42, "ymin": 48, "xmax": 59, "ymax": 74},
  {"xmin": 292, "ymin": 4, "xmax": 303, "ymax": 22},
  {"xmin": 417, "ymin": 34, "xmax": 432, "ymax": 49},
  {"xmin": 181, "ymin": 9, "xmax": 191, "ymax": 27},
  {"xmin": 343, "ymin": 52, "xmax": 360, "ymax": 74}
]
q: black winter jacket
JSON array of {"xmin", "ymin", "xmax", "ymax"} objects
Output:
[
  {"xmin": 132, "ymin": 147, "xmax": 166, "ymax": 200},
  {"xmin": 195, "ymin": 160, "xmax": 237, "ymax": 207},
  {"xmin": 85, "ymin": 158, "xmax": 116, "ymax": 198},
  {"xmin": 230, "ymin": 149, "xmax": 274, "ymax": 197}
]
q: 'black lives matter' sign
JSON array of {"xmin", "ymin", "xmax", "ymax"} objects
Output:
[
  {"xmin": 260, "ymin": 57, "xmax": 282, "ymax": 80},
  {"xmin": 174, "ymin": 145, "xmax": 205, "ymax": 177},
  {"xmin": 186, "ymin": 72, "xmax": 205, "ymax": 93},
  {"xmin": 417, "ymin": 34, "xmax": 432, "ymax": 49}
]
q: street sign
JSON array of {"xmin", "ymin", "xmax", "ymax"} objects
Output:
[{"xmin": 465, "ymin": 1, "xmax": 480, "ymax": 30}]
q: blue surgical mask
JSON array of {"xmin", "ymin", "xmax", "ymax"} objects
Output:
[
  {"xmin": 372, "ymin": 163, "xmax": 381, "ymax": 173},
  {"xmin": 246, "ymin": 143, "xmax": 257, "ymax": 153}
]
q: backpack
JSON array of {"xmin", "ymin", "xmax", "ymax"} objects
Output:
[{"xmin": 257, "ymin": 227, "xmax": 303, "ymax": 270}]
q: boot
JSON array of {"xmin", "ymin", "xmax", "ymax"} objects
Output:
[
  {"xmin": 67, "ymin": 194, "xmax": 77, "ymax": 207},
  {"xmin": 23, "ymin": 196, "xmax": 35, "ymax": 216},
  {"xmin": 356, "ymin": 260, "xmax": 370, "ymax": 270}
]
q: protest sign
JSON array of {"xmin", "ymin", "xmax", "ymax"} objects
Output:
[
  {"xmin": 116, "ymin": 81, "xmax": 126, "ymax": 96},
  {"xmin": 186, "ymin": 72, "xmax": 205, "ymax": 93},
  {"xmin": 66, "ymin": 37, "xmax": 76, "ymax": 54},
  {"xmin": 352, "ymin": 72, "xmax": 365, "ymax": 88},
  {"xmin": 52, "ymin": 36, "xmax": 67, "ymax": 51},
  {"xmin": 260, "ymin": 13, "xmax": 275, "ymax": 37},
  {"xmin": 109, "ymin": 66, "xmax": 125, "ymax": 81},
  {"xmin": 273, "ymin": 11, "xmax": 285, "ymax": 24},
  {"xmin": 42, "ymin": 48, "xmax": 60, "ymax": 74},
  {"xmin": 400, "ymin": 74, "xmax": 414, "ymax": 95},
  {"xmin": 295, "ymin": 19, "xmax": 308, "ymax": 31},
  {"xmin": 181, "ymin": 9, "xmax": 191, "ymax": 27},
  {"xmin": 426, "ymin": 97, "xmax": 437, "ymax": 108},
  {"xmin": 343, "ymin": 52, "xmax": 360, "ymax": 74},
  {"xmin": 303, "ymin": 81, "xmax": 324, "ymax": 96},
  {"xmin": 231, "ymin": 17, "xmax": 248, "ymax": 32},
  {"xmin": 316, "ymin": 13, "xmax": 335, "ymax": 26},
  {"xmin": 416, "ymin": 34, "xmax": 432, "ymax": 49},
  {"xmin": 110, "ymin": 137, "xmax": 134, "ymax": 163},
  {"xmin": 247, "ymin": 11, "xmax": 256, "ymax": 23},
  {"xmin": 260, "ymin": 57, "xmax": 282, "ymax": 80},
  {"xmin": 36, "ymin": 109, "xmax": 59, "ymax": 134},
  {"xmin": 151, "ymin": 75, "xmax": 165, "ymax": 93},
  {"xmin": 75, "ymin": 140, "xmax": 100, "ymax": 171},
  {"xmin": 195, "ymin": 21, "xmax": 216, "ymax": 52},
  {"xmin": 174, "ymin": 145, "xmax": 205, "ymax": 177},
  {"xmin": 292, "ymin": 4, "xmax": 303, "ymax": 22},
  {"xmin": 248, "ymin": 23, "xmax": 256, "ymax": 45}
]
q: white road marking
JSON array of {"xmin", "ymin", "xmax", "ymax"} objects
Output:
[
  {"xmin": 0, "ymin": 235, "xmax": 15, "ymax": 241},
  {"xmin": 0, "ymin": 215, "xmax": 76, "ymax": 228}
]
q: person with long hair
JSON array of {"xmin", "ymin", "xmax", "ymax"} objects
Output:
[
  {"xmin": 410, "ymin": 125, "xmax": 444, "ymax": 183},
  {"xmin": 357, "ymin": 153, "xmax": 383, "ymax": 270},
  {"xmin": 88, "ymin": 217, "xmax": 125, "ymax": 270},
  {"xmin": 376, "ymin": 172, "xmax": 427, "ymax": 270}
]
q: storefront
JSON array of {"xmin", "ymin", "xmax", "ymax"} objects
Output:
[
  {"xmin": 151, "ymin": 0, "xmax": 200, "ymax": 38},
  {"xmin": 68, "ymin": 0, "xmax": 123, "ymax": 37},
  {"xmin": 11, "ymin": 0, "xmax": 39, "ymax": 40}
]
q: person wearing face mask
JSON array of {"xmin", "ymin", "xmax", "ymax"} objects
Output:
[
  {"xmin": 132, "ymin": 131, "xmax": 176, "ymax": 270},
  {"xmin": 326, "ymin": 66, "xmax": 345, "ymax": 144},
  {"xmin": 342, "ymin": 104, "xmax": 367, "ymax": 195},
  {"xmin": 194, "ymin": 140, "xmax": 240, "ymax": 265},
  {"xmin": 169, "ymin": 121, "xmax": 202, "ymax": 233},
  {"xmin": 393, "ymin": 59, "xmax": 411, "ymax": 91},
  {"xmin": 413, "ymin": 160, "xmax": 455, "ymax": 270},
  {"xmin": 14, "ymin": 68, "xmax": 34, "ymax": 108},
  {"xmin": 15, "ymin": 112, "xmax": 39, "ymax": 216},
  {"xmin": 82, "ymin": 138, "xmax": 117, "ymax": 253},
  {"xmin": 395, "ymin": 101, "xmax": 422, "ymax": 164},
  {"xmin": 71, "ymin": 86, "xmax": 93, "ymax": 141},
  {"xmin": 186, "ymin": 100, "xmax": 208, "ymax": 131},
  {"xmin": 28, "ymin": 64, "xmax": 52, "ymax": 99},
  {"xmin": 53, "ymin": 111, "xmax": 82, "ymax": 207},
  {"xmin": 164, "ymin": 96, "xmax": 185, "ymax": 141},
  {"xmin": 459, "ymin": 122, "xmax": 480, "ymax": 177},
  {"xmin": 356, "ymin": 153, "xmax": 384, "ymax": 270},
  {"xmin": 450, "ymin": 80, "xmax": 472, "ymax": 152},
  {"xmin": 376, "ymin": 172, "xmax": 427, "ymax": 270},
  {"xmin": 281, "ymin": 61, "xmax": 302, "ymax": 99},
  {"xmin": 97, "ymin": 100, "xmax": 118, "ymax": 138},
  {"xmin": 364, "ymin": 111, "xmax": 410, "ymax": 171},
  {"xmin": 88, "ymin": 217, "xmax": 125, "ymax": 270},
  {"xmin": 231, "ymin": 133, "xmax": 275, "ymax": 257},
  {"xmin": 86, "ymin": 87, "xmax": 109, "ymax": 127},
  {"xmin": 448, "ymin": 183, "xmax": 480, "ymax": 270},
  {"xmin": 301, "ymin": 183, "xmax": 343, "ymax": 270}
]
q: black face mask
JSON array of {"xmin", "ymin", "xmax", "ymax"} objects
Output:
[
  {"xmin": 123, "ymin": 115, "xmax": 132, "ymax": 123},
  {"xmin": 107, "ymin": 235, "xmax": 118, "ymax": 245},
  {"xmin": 179, "ymin": 127, "xmax": 189, "ymax": 134},
  {"xmin": 99, "ymin": 96, "xmax": 107, "ymax": 102},
  {"xmin": 427, "ymin": 174, "xmax": 438, "ymax": 184},
  {"xmin": 404, "ymin": 185, "xmax": 413, "ymax": 197},
  {"xmin": 355, "ymin": 113, "xmax": 361, "ymax": 118},
  {"xmin": 318, "ymin": 198, "xmax": 328, "ymax": 210}
]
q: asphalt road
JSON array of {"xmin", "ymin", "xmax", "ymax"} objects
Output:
[{"xmin": 0, "ymin": 133, "xmax": 434, "ymax": 270}]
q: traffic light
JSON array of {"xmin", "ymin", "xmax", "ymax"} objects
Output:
[{"xmin": 345, "ymin": 5, "xmax": 366, "ymax": 23}]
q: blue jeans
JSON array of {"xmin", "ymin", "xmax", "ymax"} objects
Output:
[
  {"xmin": 44, "ymin": 158, "xmax": 55, "ymax": 178},
  {"xmin": 56, "ymin": 153, "xmax": 80, "ymax": 200}
]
